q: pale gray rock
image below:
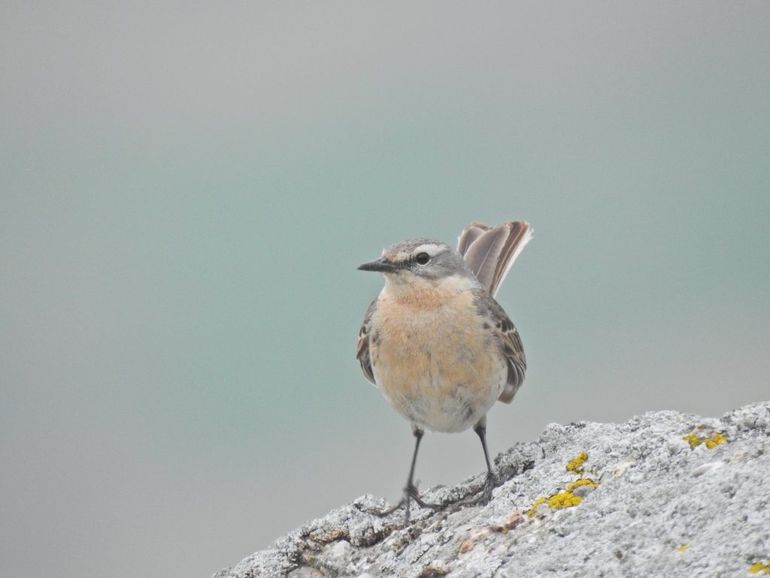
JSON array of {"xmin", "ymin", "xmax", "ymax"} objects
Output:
[{"xmin": 216, "ymin": 402, "xmax": 770, "ymax": 578}]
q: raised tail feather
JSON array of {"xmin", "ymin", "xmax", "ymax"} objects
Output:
[{"xmin": 457, "ymin": 221, "xmax": 532, "ymax": 296}]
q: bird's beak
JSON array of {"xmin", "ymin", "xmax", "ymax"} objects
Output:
[{"xmin": 357, "ymin": 256, "xmax": 398, "ymax": 273}]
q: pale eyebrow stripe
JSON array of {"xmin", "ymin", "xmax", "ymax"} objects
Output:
[{"xmin": 413, "ymin": 243, "xmax": 443, "ymax": 256}]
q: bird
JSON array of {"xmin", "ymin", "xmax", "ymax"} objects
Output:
[{"xmin": 356, "ymin": 220, "xmax": 532, "ymax": 521}]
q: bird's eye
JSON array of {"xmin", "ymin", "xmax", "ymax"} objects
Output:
[{"xmin": 415, "ymin": 252, "xmax": 430, "ymax": 265}]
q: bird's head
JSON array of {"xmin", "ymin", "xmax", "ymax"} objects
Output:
[{"xmin": 358, "ymin": 239, "xmax": 476, "ymax": 292}]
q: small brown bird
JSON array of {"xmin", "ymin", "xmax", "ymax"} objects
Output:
[{"xmin": 356, "ymin": 221, "xmax": 532, "ymax": 520}]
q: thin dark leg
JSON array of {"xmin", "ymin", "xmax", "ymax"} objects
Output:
[
  {"xmin": 474, "ymin": 418, "xmax": 497, "ymax": 503},
  {"xmin": 402, "ymin": 426, "xmax": 423, "ymax": 522},
  {"xmin": 375, "ymin": 425, "xmax": 440, "ymax": 523},
  {"xmin": 406, "ymin": 426, "xmax": 423, "ymax": 492}
]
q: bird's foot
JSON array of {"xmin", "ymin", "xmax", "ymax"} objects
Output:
[
  {"xmin": 479, "ymin": 470, "xmax": 498, "ymax": 504},
  {"xmin": 371, "ymin": 482, "xmax": 442, "ymax": 524},
  {"xmin": 459, "ymin": 471, "xmax": 498, "ymax": 506}
]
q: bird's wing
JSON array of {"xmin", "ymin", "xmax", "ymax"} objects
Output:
[
  {"xmin": 356, "ymin": 299, "xmax": 377, "ymax": 385},
  {"xmin": 473, "ymin": 289, "xmax": 527, "ymax": 404},
  {"xmin": 458, "ymin": 221, "xmax": 532, "ymax": 297}
]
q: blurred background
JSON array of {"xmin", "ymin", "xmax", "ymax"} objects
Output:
[{"xmin": 2, "ymin": 2, "xmax": 769, "ymax": 577}]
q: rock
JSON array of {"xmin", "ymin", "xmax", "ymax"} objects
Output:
[{"xmin": 215, "ymin": 402, "xmax": 770, "ymax": 578}]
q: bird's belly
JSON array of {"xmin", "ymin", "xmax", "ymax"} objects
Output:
[{"xmin": 371, "ymin": 309, "xmax": 506, "ymax": 433}]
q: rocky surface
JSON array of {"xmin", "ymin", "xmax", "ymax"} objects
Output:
[{"xmin": 216, "ymin": 402, "xmax": 770, "ymax": 577}]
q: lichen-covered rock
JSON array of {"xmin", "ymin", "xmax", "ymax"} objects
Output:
[{"xmin": 216, "ymin": 402, "xmax": 770, "ymax": 578}]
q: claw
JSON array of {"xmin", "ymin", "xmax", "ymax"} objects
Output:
[
  {"xmin": 457, "ymin": 472, "xmax": 499, "ymax": 507},
  {"xmin": 479, "ymin": 471, "xmax": 498, "ymax": 504},
  {"xmin": 371, "ymin": 483, "xmax": 442, "ymax": 524}
]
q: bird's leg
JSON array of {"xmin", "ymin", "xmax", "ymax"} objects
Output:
[
  {"xmin": 473, "ymin": 417, "xmax": 498, "ymax": 504},
  {"xmin": 375, "ymin": 425, "xmax": 441, "ymax": 523}
]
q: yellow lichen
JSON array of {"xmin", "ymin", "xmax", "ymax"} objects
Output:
[
  {"xmin": 527, "ymin": 478, "xmax": 600, "ymax": 517},
  {"xmin": 682, "ymin": 432, "xmax": 702, "ymax": 448},
  {"xmin": 527, "ymin": 453, "xmax": 601, "ymax": 518},
  {"xmin": 749, "ymin": 561, "xmax": 770, "ymax": 575},
  {"xmin": 675, "ymin": 544, "xmax": 689, "ymax": 553},
  {"xmin": 566, "ymin": 478, "xmax": 599, "ymax": 492},
  {"xmin": 705, "ymin": 432, "xmax": 727, "ymax": 448},
  {"xmin": 683, "ymin": 430, "xmax": 727, "ymax": 449},
  {"xmin": 566, "ymin": 451, "xmax": 588, "ymax": 474},
  {"xmin": 547, "ymin": 490, "xmax": 582, "ymax": 509},
  {"xmin": 527, "ymin": 497, "xmax": 548, "ymax": 517}
]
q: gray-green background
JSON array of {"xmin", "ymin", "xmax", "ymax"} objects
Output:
[{"xmin": 2, "ymin": 3, "xmax": 769, "ymax": 577}]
